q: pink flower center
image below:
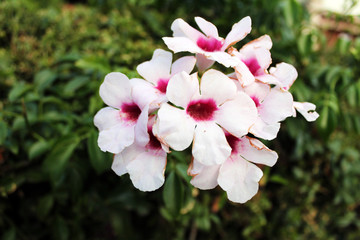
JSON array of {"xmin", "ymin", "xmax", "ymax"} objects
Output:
[
  {"xmin": 156, "ymin": 78, "xmax": 169, "ymax": 93},
  {"xmin": 121, "ymin": 102, "xmax": 141, "ymax": 122},
  {"xmin": 196, "ymin": 36, "xmax": 223, "ymax": 52},
  {"xmin": 147, "ymin": 127, "xmax": 162, "ymax": 150},
  {"xmin": 186, "ymin": 99, "xmax": 218, "ymax": 121},
  {"xmin": 225, "ymin": 133, "xmax": 239, "ymax": 155},
  {"xmin": 243, "ymin": 58, "xmax": 261, "ymax": 76},
  {"xmin": 250, "ymin": 96, "xmax": 261, "ymax": 108}
]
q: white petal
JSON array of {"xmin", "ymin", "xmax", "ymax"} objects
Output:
[
  {"xmin": 192, "ymin": 122, "xmax": 231, "ymax": 166},
  {"xmin": 127, "ymin": 149, "xmax": 167, "ymax": 192},
  {"xmin": 242, "ymin": 34, "xmax": 272, "ymax": 50},
  {"xmin": 166, "ymin": 72, "xmax": 199, "ymax": 108},
  {"xmin": 189, "ymin": 159, "xmax": 220, "ymax": 190},
  {"xmin": 218, "ymin": 156, "xmax": 263, "ymax": 203},
  {"xmin": 94, "ymin": 107, "xmax": 121, "ymax": 131},
  {"xmin": 171, "ymin": 56, "xmax": 196, "ymax": 76},
  {"xmin": 259, "ymin": 89, "xmax": 294, "ymax": 124},
  {"xmin": 237, "ymin": 137, "xmax": 278, "ymax": 166},
  {"xmin": 171, "ymin": 18, "xmax": 203, "ymax": 41},
  {"xmin": 136, "ymin": 49, "xmax": 172, "ymax": 85},
  {"xmin": 255, "ymin": 74, "xmax": 281, "ymax": 85},
  {"xmin": 223, "ymin": 16, "xmax": 252, "ymax": 50},
  {"xmin": 134, "ymin": 104, "xmax": 149, "ymax": 146},
  {"xmin": 249, "ymin": 118, "xmax": 280, "ymax": 140},
  {"xmin": 200, "ymin": 69, "xmax": 237, "ymax": 106},
  {"xmin": 163, "ymin": 37, "xmax": 203, "ymax": 54},
  {"xmin": 216, "ymin": 92, "xmax": 257, "ymax": 138},
  {"xmin": 243, "ymin": 81, "xmax": 270, "ymax": 103},
  {"xmin": 293, "ymin": 101, "xmax": 319, "ymax": 122},
  {"xmin": 97, "ymin": 123, "xmax": 135, "ymax": 154},
  {"xmin": 99, "ymin": 72, "xmax": 132, "ymax": 109},
  {"xmin": 206, "ymin": 51, "xmax": 241, "ymax": 67},
  {"xmin": 194, "ymin": 17, "xmax": 219, "ymax": 37},
  {"xmin": 111, "ymin": 144, "xmax": 143, "ymax": 176},
  {"xmin": 269, "ymin": 62, "xmax": 298, "ymax": 90},
  {"xmin": 234, "ymin": 61, "xmax": 255, "ymax": 86},
  {"xmin": 195, "ymin": 53, "xmax": 215, "ymax": 72},
  {"xmin": 131, "ymin": 78, "xmax": 159, "ymax": 110},
  {"xmin": 153, "ymin": 103, "xmax": 196, "ymax": 151},
  {"xmin": 240, "ymin": 35, "xmax": 272, "ymax": 71}
]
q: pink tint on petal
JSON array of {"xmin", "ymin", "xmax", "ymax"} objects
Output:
[
  {"xmin": 225, "ymin": 134, "xmax": 240, "ymax": 155},
  {"xmin": 186, "ymin": 98, "xmax": 218, "ymax": 121},
  {"xmin": 121, "ymin": 102, "xmax": 142, "ymax": 122},
  {"xmin": 250, "ymin": 96, "xmax": 261, "ymax": 108},
  {"xmin": 196, "ymin": 37, "xmax": 223, "ymax": 52},
  {"xmin": 243, "ymin": 58, "xmax": 261, "ymax": 76},
  {"xmin": 147, "ymin": 127, "xmax": 162, "ymax": 150},
  {"xmin": 156, "ymin": 78, "xmax": 170, "ymax": 93}
]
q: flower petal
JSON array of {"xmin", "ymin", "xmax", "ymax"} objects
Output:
[
  {"xmin": 193, "ymin": 122, "xmax": 231, "ymax": 166},
  {"xmin": 195, "ymin": 53, "xmax": 215, "ymax": 72},
  {"xmin": 189, "ymin": 159, "xmax": 220, "ymax": 190},
  {"xmin": 99, "ymin": 72, "xmax": 132, "ymax": 109},
  {"xmin": 134, "ymin": 104, "xmax": 149, "ymax": 146},
  {"xmin": 249, "ymin": 118, "xmax": 280, "ymax": 140},
  {"xmin": 223, "ymin": 16, "xmax": 252, "ymax": 50},
  {"xmin": 136, "ymin": 49, "xmax": 172, "ymax": 85},
  {"xmin": 163, "ymin": 37, "xmax": 203, "ymax": 54},
  {"xmin": 194, "ymin": 17, "xmax": 219, "ymax": 38},
  {"xmin": 293, "ymin": 101, "xmax": 319, "ymax": 122},
  {"xmin": 126, "ymin": 149, "xmax": 167, "ymax": 192},
  {"xmin": 112, "ymin": 144, "xmax": 143, "ymax": 176},
  {"xmin": 243, "ymin": 81, "xmax": 270, "ymax": 103},
  {"xmin": 200, "ymin": 69, "xmax": 237, "ymax": 106},
  {"xmin": 269, "ymin": 62, "xmax": 298, "ymax": 90},
  {"xmin": 94, "ymin": 107, "xmax": 121, "ymax": 131},
  {"xmin": 98, "ymin": 123, "xmax": 135, "ymax": 154},
  {"xmin": 171, "ymin": 56, "xmax": 196, "ymax": 76},
  {"xmin": 259, "ymin": 89, "xmax": 294, "ymax": 124},
  {"xmin": 131, "ymin": 78, "xmax": 160, "ymax": 110},
  {"xmin": 237, "ymin": 136, "xmax": 278, "ymax": 166},
  {"xmin": 171, "ymin": 18, "xmax": 204, "ymax": 41},
  {"xmin": 218, "ymin": 156, "xmax": 263, "ymax": 203},
  {"xmin": 205, "ymin": 51, "xmax": 240, "ymax": 67},
  {"xmin": 234, "ymin": 60, "xmax": 255, "ymax": 86},
  {"xmin": 167, "ymin": 72, "xmax": 199, "ymax": 108},
  {"xmin": 153, "ymin": 103, "xmax": 196, "ymax": 151},
  {"xmin": 240, "ymin": 35, "xmax": 272, "ymax": 72},
  {"xmin": 216, "ymin": 92, "xmax": 257, "ymax": 138}
]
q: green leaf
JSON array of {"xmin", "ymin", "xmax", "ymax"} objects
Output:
[
  {"xmin": 63, "ymin": 76, "xmax": 90, "ymax": 96},
  {"xmin": 163, "ymin": 171, "xmax": 184, "ymax": 216},
  {"xmin": 37, "ymin": 195, "xmax": 54, "ymax": 219},
  {"xmin": 8, "ymin": 82, "xmax": 32, "ymax": 101},
  {"xmin": 175, "ymin": 163, "xmax": 191, "ymax": 182},
  {"xmin": 28, "ymin": 140, "xmax": 50, "ymax": 160},
  {"xmin": 42, "ymin": 135, "xmax": 80, "ymax": 181},
  {"xmin": 1, "ymin": 226, "xmax": 16, "ymax": 240},
  {"xmin": 87, "ymin": 130, "xmax": 111, "ymax": 174},
  {"xmin": 34, "ymin": 69, "xmax": 57, "ymax": 92},
  {"xmin": 0, "ymin": 121, "xmax": 7, "ymax": 145}
]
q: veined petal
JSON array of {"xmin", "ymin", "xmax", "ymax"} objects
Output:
[
  {"xmin": 269, "ymin": 62, "xmax": 298, "ymax": 90},
  {"xmin": 163, "ymin": 37, "xmax": 203, "ymax": 54},
  {"xmin": 259, "ymin": 89, "xmax": 294, "ymax": 124},
  {"xmin": 126, "ymin": 149, "xmax": 167, "ymax": 192},
  {"xmin": 238, "ymin": 136, "xmax": 278, "ymax": 166},
  {"xmin": 206, "ymin": 51, "xmax": 241, "ymax": 67},
  {"xmin": 223, "ymin": 16, "xmax": 252, "ymax": 50},
  {"xmin": 97, "ymin": 123, "xmax": 135, "ymax": 154},
  {"xmin": 153, "ymin": 103, "xmax": 196, "ymax": 151},
  {"xmin": 218, "ymin": 156, "xmax": 263, "ymax": 203},
  {"xmin": 189, "ymin": 159, "xmax": 220, "ymax": 190},
  {"xmin": 167, "ymin": 72, "xmax": 199, "ymax": 108},
  {"xmin": 99, "ymin": 72, "xmax": 132, "ymax": 109},
  {"xmin": 216, "ymin": 92, "xmax": 257, "ymax": 138},
  {"xmin": 293, "ymin": 101, "xmax": 319, "ymax": 122},
  {"xmin": 112, "ymin": 144, "xmax": 143, "ymax": 176},
  {"xmin": 171, "ymin": 56, "xmax": 196, "ymax": 76},
  {"xmin": 136, "ymin": 49, "xmax": 172, "ymax": 85},
  {"xmin": 194, "ymin": 17, "xmax": 219, "ymax": 38},
  {"xmin": 192, "ymin": 122, "xmax": 231, "ymax": 166},
  {"xmin": 249, "ymin": 118, "xmax": 280, "ymax": 140},
  {"xmin": 94, "ymin": 107, "xmax": 121, "ymax": 131},
  {"xmin": 200, "ymin": 69, "xmax": 237, "ymax": 106},
  {"xmin": 171, "ymin": 18, "xmax": 204, "ymax": 41}
]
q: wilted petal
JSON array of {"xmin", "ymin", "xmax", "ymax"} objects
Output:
[
  {"xmin": 167, "ymin": 72, "xmax": 199, "ymax": 108},
  {"xmin": 136, "ymin": 49, "xmax": 172, "ymax": 85},
  {"xmin": 218, "ymin": 156, "xmax": 263, "ymax": 203},
  {"xmin": 189, "ymin": 159, "xmax": 220, "ymax": 190},
  {"xmin": 192, "ymin": 122, "xmax": 231, "ymax": 166},
  {"xmin": 154, "ymin": 103, "xmax": 196, "ymax": 151},
  {"xmin": 127, "ymin": 149, "xmax": 167, "ymax": 192},
  {"xmin": 223, "ymin": 16, "xmax": 252, "ymax": 50},
  {"xmin": 216, "ymin": 92, "xmax": 257, "ymax": 138},
  {"xmin": 200, "ymin": 69, "xmax": 237, "ymax": 106},
  {"xmin": 99, "ymin": 72, "xmax": 132, "ymax": 109},
  {"xmin": 195, "ymin": 17, "xmax": 219, "ymax": 37},
  {"xmin": 293, "ymin": 101, "xmax": 319, "ymax": 122},
  {"xmin": 171, "ymin": 56, "xmax": 196, "ymax": 75}
]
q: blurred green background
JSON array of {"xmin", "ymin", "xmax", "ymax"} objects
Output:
[{"xmin": 1, "ymin": 0, "xmax": 360, "ymax": 239}]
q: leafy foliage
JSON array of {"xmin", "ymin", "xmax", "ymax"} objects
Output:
[{"xmin": 1, "ymin": 0, "xmax": 360, "ymax": 239}]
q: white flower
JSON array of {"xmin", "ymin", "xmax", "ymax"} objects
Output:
[
  {"xmin": 93, "ymin": 72, "xmax": 151, "ymax": 154},
  {"xmin": 153, "ymin": 69, "xmax": 257, "ymax": 166},
  {"xmin": 163, "ymin": 16, "xmax": 252, "ymax": 70},
  {"xmin": 189, "ymin": 134, "xmax": 278, "ymax": 203}
]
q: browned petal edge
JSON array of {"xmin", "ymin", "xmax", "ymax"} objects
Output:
[
  {"xmin": 247, "ymin": 136, "xmax": 273, "ymax": 152},
  {"xmin": 187, "ymin": 156, "xmax": 198, "ymax": 177}
]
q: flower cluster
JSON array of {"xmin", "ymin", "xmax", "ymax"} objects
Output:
[{"xmin": 94, "ymin": 16, "xmax": 319, "ymax": 203}]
